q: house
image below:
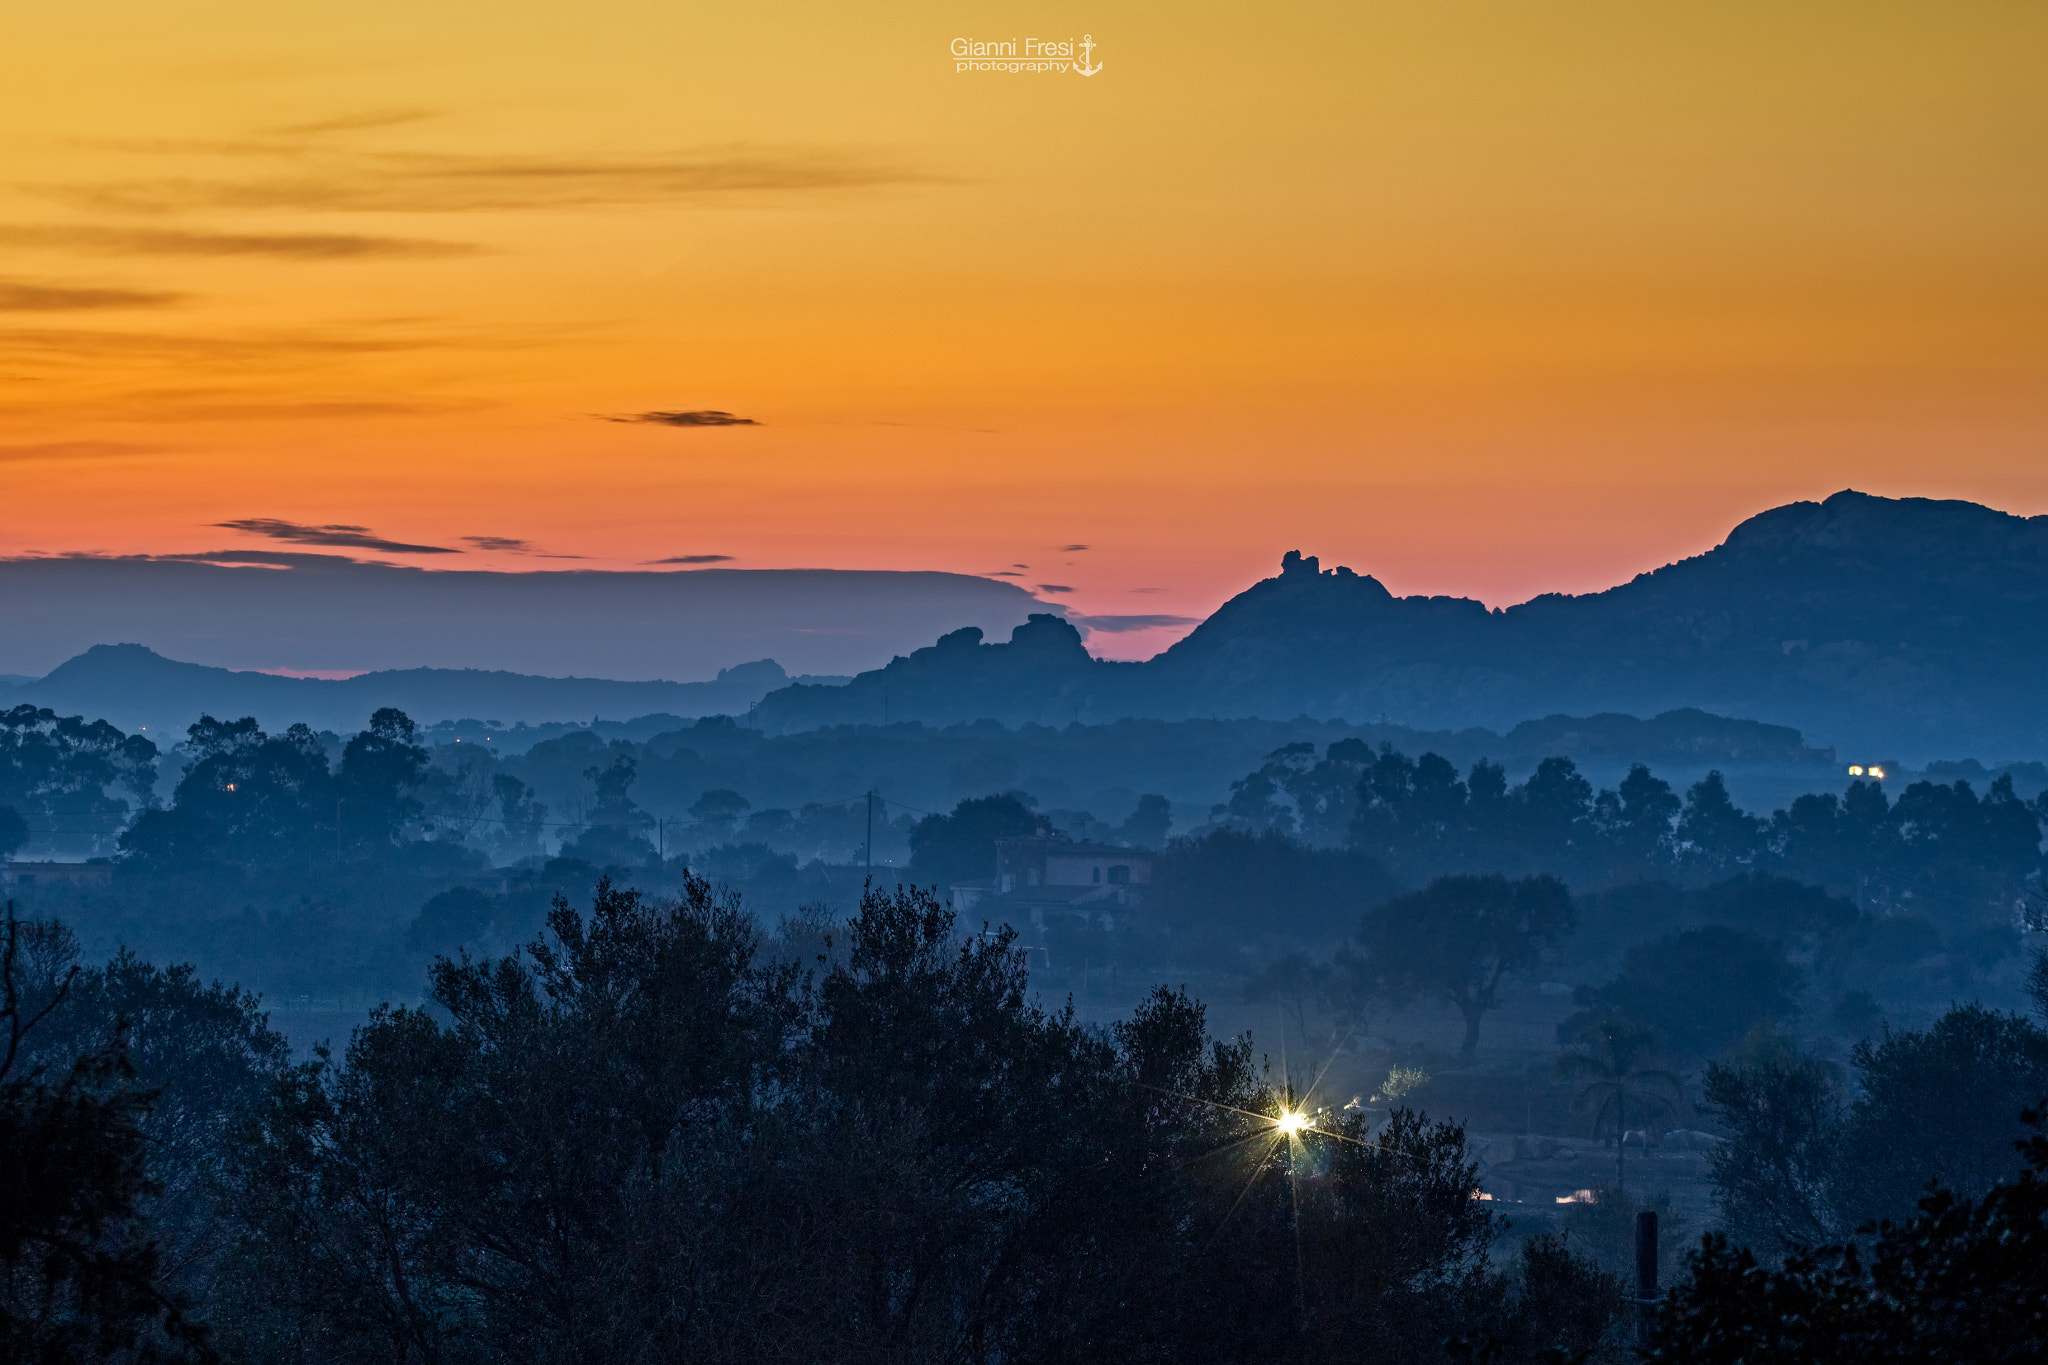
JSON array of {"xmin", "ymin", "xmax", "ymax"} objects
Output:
[
  {"xmin": 1, "ymin": 860, "xmax": 116, "ymax": 890},
  {"xmin": 951, "ymin": 838, "xmax": 1155, "ymax": 930}
]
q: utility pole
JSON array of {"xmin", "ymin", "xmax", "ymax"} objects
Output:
[{"xmin": 1634, "ymin": 1211, "xmax": 1661, "ymax": 1351}]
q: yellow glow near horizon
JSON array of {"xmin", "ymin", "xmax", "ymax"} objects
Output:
[{"xmin": 2, "ymin": 2, "xmax": 2045, "ymax": 661}]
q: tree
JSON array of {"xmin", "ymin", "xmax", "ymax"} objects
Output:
[
  {"xmin": 0, "ymin": 805, "xmax": 25, "ymax": 859},
  {"xmin": 1835, "ymin": 1004, "xmax": 2048, "ymax": 1227},
  {"xmin": 906, "ymin": 792, "xmax": 1052, "ymax": 888},
  {"xmin": 170, "ymin": 715, "xmax": 334, "ymax": 866},
  {"xmin": 1555, "ymin": 1015, "xmax": 1683, "ymax": 1192},
  {"xmin": 1514, "ymin": 756, "xmax": 1595, "ymax": 851},
  {"xmin": 0, "ymin": 706, "xmax": 158, "ymax": 858},
  {"xmin": 1653, "ymin": 1106, "xmax": 2048, "ymax": 1364},
  {"xmin": 16, "ymin": 926, "xmax": 290, "ymax": 1314},
  {"xmin": 486, "ymin": 772, "xmax": 548, "ymax": 860},
  {"xmin": 1360, "ymin": 874, "xmax": 1576, "ymax": 1065},
  {"xmin": 1561, "ymin": 926, "xmax": 1801, "ymax": 1061},
  {"xmin": 0, "ymin": 907, "xmax": 211, "ymax": 1361},
  {"xmin": 403, "ymin": 886, "xmax": 499, "ymax": 957},
  {"xmin": 1701, "ymin": 1037, "xmax": 1848, "ymax": 1250},
  {"xmin": 1601, "ymin": 763, "xmax": 1680, "ymax": 865},
  {"xmin": 685, "ymin": 785, "xmax": 750, "ymax": 836},
  {"xmin": 1154, "ymin": 828, "xmax": 1402, "ymax": 958},
  {"xmin": 561, "ymin": 755, "xmax": 656, "ymax": 864},
  {"xmin": 333, "ymin": 708, "xmax": 428, "ymax": 851},
  {"xmin": 1243, "ymin": 950, "xmax": 1333, "ymax": 1056},
  {"xmin": 1117, "ymin": 793, "xmax": 1173, "ymax": 848},
  {"xmin": 1678, "ymin": 771, "xmax": 1764, "ymax": 874}
]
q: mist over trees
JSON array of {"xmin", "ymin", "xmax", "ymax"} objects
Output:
[
  {"xmin": 4, "ymin": 888, "xmax": 1640, "ymax": 1362},
  {"xmin": 5, "ymin": 681, "xmax": 2048, "ymax": 1357}
]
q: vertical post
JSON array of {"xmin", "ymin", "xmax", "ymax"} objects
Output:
[
  {"xmin": 1616, "ymin": 1091, "xmax": 1626, "ymax": 1192},
  {"xmin": 1635, "ymin": 1209, "xmax": 1659, "ymax": 1351}
]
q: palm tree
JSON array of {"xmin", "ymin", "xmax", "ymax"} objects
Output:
[{"xmin": 1555, "ymin": 1015, "xmax": 1683, "ymax": 1192}]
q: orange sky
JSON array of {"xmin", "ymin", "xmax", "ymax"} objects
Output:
[{"xmin": 3, "ymin": 1, "xmax": 2044, "ymax": 661}]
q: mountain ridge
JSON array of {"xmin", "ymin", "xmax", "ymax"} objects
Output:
[
  {"xmin": 755, "ymin": 491, "xmax": 2048, "ymax": 759},
  {"xmin": 0, "ymin": 643, "xmax": 846, "ymax": 738}
]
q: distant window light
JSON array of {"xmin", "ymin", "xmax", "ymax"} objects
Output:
[{"xmin": 1847, "ymin": 765, "xmax": 1863, "ymax": 776}]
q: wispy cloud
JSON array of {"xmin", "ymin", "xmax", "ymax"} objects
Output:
[
  {"xmin": 9, "ymin": 549, "xmax": 368, "ymax": 569},
  {"xmin": 165, "ymin": 549, "xmax": 367, "ymax": 568},
  {"xmin": 462, "ymin": 535, "xmax": 532, "ymax": 552},
  {"xmin": 1070, "ymin": 614, "xmax": 1201, "ymax": 632},
  {"xmin": 0, "ymin": 224, "xmax": 481, "ymax": 260},
  {"xmin": 0, "ymin": 323, "xmax": 433, "ymax": 366},
  {"xmin": 646, "ymin": 553, "xmax": 734, "ymax": 565},
  {"xmin": 0, "ymin": 279, "xmax": 181, "ymax": 311},
  {"xmin": 988, "ymin": 571, "xmax": 1025, "ymax": 578},
  {"xmin": 262, "ymin": 108, "xmax": 441, "ymax": 137},
  {"xmin": 214, "ymin": 518, "xmax": 456, "ymax": 555},
  {"xmin": 43, "ymin": 147, "xmax": 932, "ymax": 215},
  {"xmin": 1058, "ymin": 543, "xmax": 1090, "ymax": 552},
  {"xmin": 603, "ymin": 410, "xmax": 759, "ymax": 427},
  {"xmin": 0, "ymin": 440, "xmax": 168, "ymax": 464},
  {"xmin": 1036, "ymin": 584, "xmax": 1076, "ymax": 594}
]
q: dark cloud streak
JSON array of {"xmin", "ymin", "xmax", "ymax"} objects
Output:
[
  {"xmin": 604, "ymin": 410, "xmax": 759, "ymax": 427},
  {"xmin": 0, "ymin": 440, "xmax": 168, "ymax": 464},
  {"xmin": 1070, "ymin": 614, "xmax": 1201, "ymax": 633},
  {"xmin": 646, "ymin": 554, "xmax": 735, "ymax": 565},
  {"xmin": 214, "ymin": 518, "xmax": 457, "ymax": 555},
  {"xmin": 0, "ymin": 279, "xmax": 181, "ymax": 311},
  {"xmin": 263, "ymin": 108, "xmax": 441, "ymax": 136},
  {"xmin": 0, "ymin": 224, "xmax": 482, "ymax": 260},
  {"xmin": 43, "ymin": 148, "xmax": 933, "ymax": 215}
]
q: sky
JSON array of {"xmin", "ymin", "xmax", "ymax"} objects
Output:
[{"xmin": 2, "ymin": 1, "xmax": 2044, "ymax": 662}]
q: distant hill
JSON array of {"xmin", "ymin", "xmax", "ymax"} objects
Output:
[
  {"xmin": 756, "ymin": 491, "xmax": 2048, "ymax": 761},
  {"xmin": 0, "ymin": 644, "xmax": 848, "ymax": 738},
  {"xmin": 0, "ymin": 556, "xmax": 1051, "ymax": 680}
]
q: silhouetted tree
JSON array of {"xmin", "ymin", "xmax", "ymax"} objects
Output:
[
  {"xmin": 0, "ymin": 706, "xmax": 158, "ymax": 858},
  {"xmin": 1678, "ymin": 770, "xmax": 1764, "ymax": 874},
  {"xmin": 1555, "ymin": 1015, "xmax": 1683, "ymax": 1191},
  {"xmin": 1836, "ymin": 1004, "xmax": 2048, "ymax": 1228},
  {"xmin": 1562, "ymin": 926, "xmax": 1801, "ymax": 1061},
  {"xmin": 906, "ymin": 792, "xmax": 1052, "ymax": 888},
  {"xmin": 1154, "ymin": 828, "xmax": 1401, "ymax": 959},
  {"xmin": 0, "ymin": 907, "xmax": 211, "ymax": 1361},
  {"xmin": 168, "ymin": 715, "xmax": 341, "ymax": 867},
  {"xmin": 1654, "ymin": 1105, "xmax": 2048, "ymax": 1364},
  {"xmin": 1701, "ymin": 1038, "xmax": 1847, "ymax": 1250},
  {"xmin": 1117, "ymin": 793, "xmax": 1173, "ymax": 848},
  {"xmin": 561, "ymin": 754, "xmax": 656, "ymax": 864},
  {"xmin": 333, "ymin": 708, "xmax": 429, "ymax": 851},
  {"xmin": 1360, "ymin": 874, "xmax": 1576, "ymax": 1064},
  {"xmin": 1598, "ymin": 762, "xmax": 1680, "ymax": 864}
]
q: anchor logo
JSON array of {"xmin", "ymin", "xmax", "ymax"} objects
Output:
[{"xmin": 1072, "ymin": 33, "xmax": 1102, "ymax": 76}]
